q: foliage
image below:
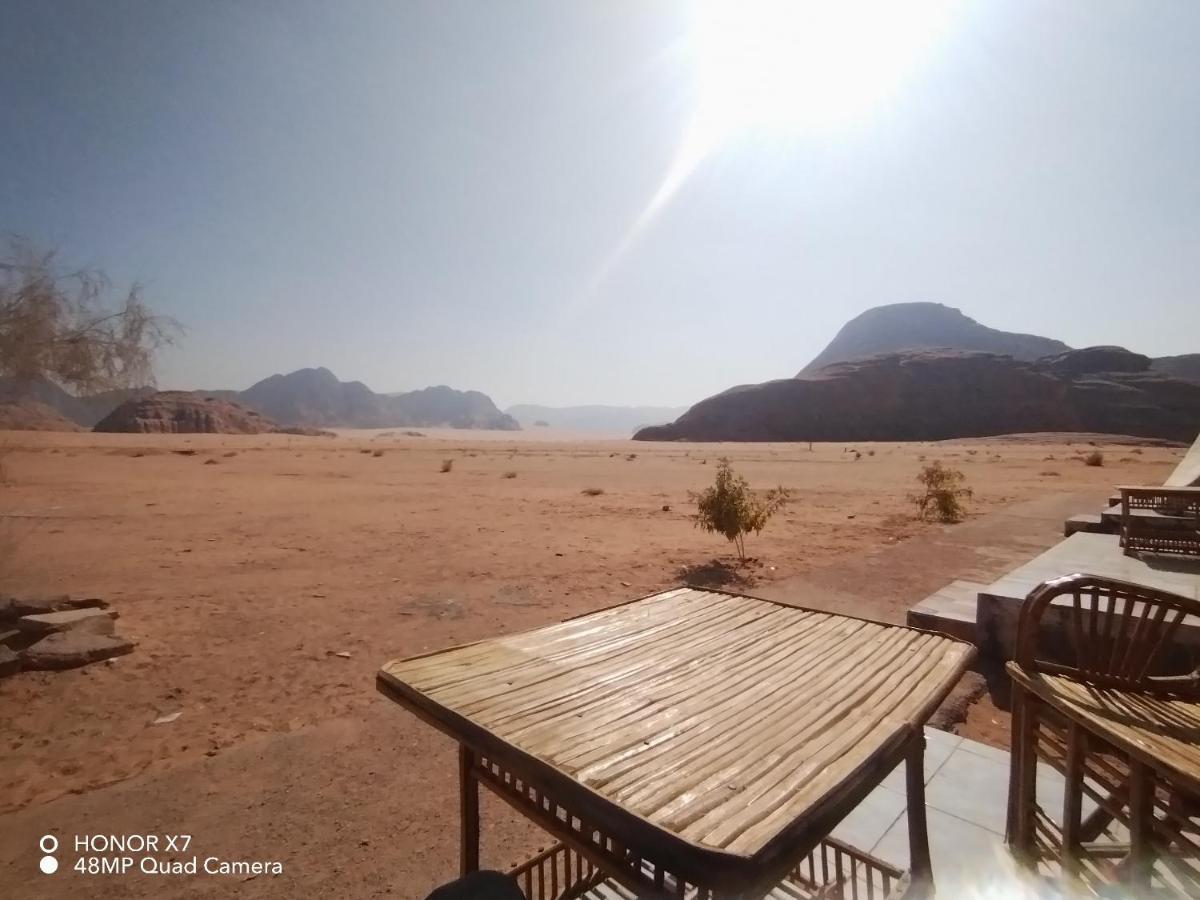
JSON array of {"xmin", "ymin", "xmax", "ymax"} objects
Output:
[
  {"xmin": 1084, "ymin": 451, "xmax": 1104, "ymax": 467},
  {"xmin": 440, "ymin": 458, "xmax": 453, "ymax": 473},
  {"xmin": 690, "ymin": 458, "xmax": 790, "ymax": 561},
  {"xmin": 502, "ymin": 470, "xmax": 517, "ymax": 478},
  {"xmin": 581, "ymin": 487, "xmax": 604, "ymax": 496},
  {"xmin": 0, "ymin": 238, "xmax": 179, "ymax": 393},
  {"xmin": 911, "ymin": 461, "xmax": 972, "ymax": 523}
]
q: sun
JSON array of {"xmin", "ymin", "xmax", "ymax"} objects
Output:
[{"xmin": 687, "ymin": 0, "xmax": 962, "ymax": 147}]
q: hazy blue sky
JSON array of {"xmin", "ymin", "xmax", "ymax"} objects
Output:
[{"xmin": 2, "ymin": 1, "xmax": 1197, "ymax": 407}]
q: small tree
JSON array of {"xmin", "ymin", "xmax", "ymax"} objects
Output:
[
  {"xmin": 912, "ymin": 461, "xmax": 972, "ymax": 523},
  {"xmin": 0, "ymin": 238, "xmax": 178, "ymax": 394},
  {"xmin": 691, "ymin": 458, "xmax": 789, "ymax": 562}
]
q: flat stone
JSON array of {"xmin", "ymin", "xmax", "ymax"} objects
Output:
[
  {"xmin": 16, "ymin": 608, "xmax": 118, "ymax": 636},
  {"xmin": 20, "ymin": 631, "xmax": 135, "ymax": 671},
  {"xmin": 0, "ymin": 594, "xmax": 109, "ymax": 623},
  {"xmin": 0, "ymin": 628, "xmax": 20, "ymax": 649},
  {"xmin": 0, "ymin": 646, "xmax": 20, "ymax": 678}
]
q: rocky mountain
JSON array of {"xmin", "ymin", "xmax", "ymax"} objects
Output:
[
  {"xmin": 94, "ymin": 392, "xmax": 280, "ymax": 434},
  {"xmin": 635, "ymin": 348, "xmax": 1200, "ymax": 443},
  {"xmin": 0, "ymin": 398, "xmax": 83, "ymax": 432},
  {"xmin": 238, "ymin": 368, "xmax": 383, "ymax": 428},
  {"xmin": 800, "ymin": 302, "xmax": 1069, "ymax": 373},
  {"xmin": 0, "ymin": 368, "xmax": 518, "ymax": 432},
  {"xmin": 236, "ymin": 368, "xmax": 518, "ymax": 430},
  {"xmin": 1152, "ymin": 354, "xmax": 1200, "ymax": 381},
  {"xmin": 0, "ymin": 377, "xmax": 152, "ymax": 427},
  {"xmin": 386, "ymin": 385, "xmax": 520, "ymax": 430},
  {"xmin": 505, "ymin": 404, "xmax": 688, "ymax": 435}
]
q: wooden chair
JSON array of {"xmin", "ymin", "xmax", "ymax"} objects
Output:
[
  {"xmin": 1120, "ymin": 486, "xmax": 1200, "ymax": 557},
  {"xmin": 1006, "ymin": 574, "xmax": 1200, "ymax": 894}
]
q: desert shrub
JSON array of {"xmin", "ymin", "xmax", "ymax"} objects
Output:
[
  {"xmin": 1132, "ymin": 448, "xmax": 1144, "ymax": 455},
  {"xmin": 690, "ymin": 458, "xmax": 790, "ymax": 561},
  {"xmin": 1084, "ymin": 451, "xmax": 1104, "ymax": 467},
  {"xmin": 626, "ymin": 453, "xmax": 638, "ymax": 461},
  {"xmin": 359, "ymin": 448, "xmax": 371, "ymax": 454},
  {"xmin": 440, "ymin": 458, "xmax": 453, "ymax": 473},
  {"xmin": 372, "ymin": 449, "xmax": 384, "ymax": 458},
  {"xmin": 867, "ymin": 450, "xmax": 875, "ymax": 457},
  {"xmin": 581, "ymin": 487, "xmax": 604, "ymax": 496},
  {"xmin": 911, "ymin": 461, "xmax": 972, "ymax": 523},
  {"xmin": 502, "ymin": 471, "xmax": 517, "ymax": 479},
  {"xmin": 1040, "ymin": 470, "xmax": 1061, "ymax": 477},
  {"xmin": 222, "ymin": 450, "xmax": 237, "ymax": 458}
]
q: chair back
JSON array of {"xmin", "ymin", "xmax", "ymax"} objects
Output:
[{"xmin": 1015, "ymin": 573, "xmax": 1200, "ymax": 696}]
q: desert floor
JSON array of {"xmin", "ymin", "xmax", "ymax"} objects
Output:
[{"xmin": 0, "ymin": 429, "xmax": 1183, "ymax": 898}]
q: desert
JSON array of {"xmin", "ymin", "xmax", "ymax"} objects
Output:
[{"xmin": 0, "ymin": 426, "xmax": 1184, "ymax": 896}]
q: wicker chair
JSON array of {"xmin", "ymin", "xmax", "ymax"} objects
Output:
[{"xmin": 1005, "ymin": 574, "xmax": 1200, "ymax": 894}]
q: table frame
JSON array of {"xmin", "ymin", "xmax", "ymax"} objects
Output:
[{"xmin": 378, "ymin": 590, "xmax": 972, "ymax": 899}]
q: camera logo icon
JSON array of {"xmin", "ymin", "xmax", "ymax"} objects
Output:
[{"xmin": 39, "ymin": 835, "xmax": 58, "ymax": 875}]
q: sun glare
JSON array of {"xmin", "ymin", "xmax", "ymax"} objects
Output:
[
  {"xmin": 689, "ymin": 0, "xmax": 962, "ymax": 146},
  {"xmin": 575, "ymin": 0, "xmax": 963, "ymax": 309}
]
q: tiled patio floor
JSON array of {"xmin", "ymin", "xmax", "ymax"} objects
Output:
[{"xmin": 831, "ymin": 727, "xmax": 1080, "ymax": 894}]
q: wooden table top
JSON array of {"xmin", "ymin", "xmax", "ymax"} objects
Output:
[{"xmin": 378, "ymin": 588, "xmax": 973, "ymax": 873}]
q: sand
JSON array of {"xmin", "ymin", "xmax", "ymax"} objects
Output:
[{"xmin": 0, "ymin": 429, "xmax": 1182, "ymax": 896}]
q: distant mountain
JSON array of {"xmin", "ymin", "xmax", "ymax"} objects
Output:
[
  {"xmin": 800, "ymin": 302, "xmax": 1069, "ymax": 373},
  {"xmin": 636, "ymin": 348, "xmax": 1200, "ymax": 443},
  {"xmin": 0, "ymin": 377, "xmax": 152, "ymax": 427},
  {"xmin": 0, "ymin": 398, "xmax": 83, "ymax": 431},
  {"xmin": 505, "ymin": 404, "xmax": 688, "ymax": 435},
  {"xmin": 239, "ymin": 368, "xmax": 383, "ymax": 428},
  {"xmin": 238, "ymin": 368, "xmax": 519, "ymax": 430},
  {"xmin": 0, "ymin": 369, "xmax": 518, "ymax": 432}
]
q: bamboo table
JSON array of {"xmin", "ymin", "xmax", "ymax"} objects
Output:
[{"xmin": 378, "ymin": 588, "xmax": 975, "ymax": 899}]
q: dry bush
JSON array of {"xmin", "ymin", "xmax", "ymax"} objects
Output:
[
  {"xmin": 911, "ymin": 461, "xmax": 972, "ymax": 523},
  {"xmin": 358, "ymin": 448, "xmax": 372, "ymax": 454},
  {"xmin": 581, "ymin": 487, "xmax": 604, "ymax": 496},
  {"xmin": 1132, "ymin": 448, "xmax": 1144, "ymax": 455},
  {"xmin": 440, "ymin": 459, "xmax": 453, "ymax": 473},
  {"xmin": 626, "ymin": 453, "xmax": 638, "ymax": 461},
  {"xmin": 1084, "ymin": 451, "xmax": 1104, "ymax": 467},
  {"xmin": 1040, "ymin": 470, "xmax": 1061, "ymax": 477},
  {"xmin": 222, "ymin": 450, "xmax": 237, "ymax": 458},
  {"xmin": 371, "ymin": 449, "xmax": 384, "ymax": 458},
  {"xmin": 502, "ymin": 471, "xmax": 517, "ymax": 479},
  {"xmin": 691, "ymin": 457, "xmax": 790, "ymax": 562},
  {"xmin": 0, "ymin": 237, "xmax": 179, "ymax": 392}
]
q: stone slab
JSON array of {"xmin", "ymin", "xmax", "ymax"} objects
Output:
[
  {"xmin": 0, "ymin": 594, "xmax": 108, "ymax": 623},
  {"xmin": 16, "ymin": 607, "xmax": 118, "ymax": 635},
  {"xmin": 0, "ymin": 645, "xmax": 19, "ymax": 678},
  {"xmin": 906, "ymin": 579, "xmax": 985, "ymax": 645},
  {"xmin": 19, "ymin": 631, "xmax": 135, "ymax": 670}
]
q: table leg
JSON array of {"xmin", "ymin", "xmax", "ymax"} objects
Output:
[
  {"xmin": 459, "ymin": 743, "xmax": 480, "ymax": 876},
  {"xmin": 906, "ymin": 732, "xmax": 934, "ymax": 896}
]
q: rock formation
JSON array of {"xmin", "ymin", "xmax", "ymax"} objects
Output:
[
  {"xmin": 93, "ymin": 392, "xmax": 279, "ymax": 434},
  {"xmin": 635, "ymin": 348, "xmax": 1200, "ymax": 443},
  {"xmin": 800, "ymin": 302, "xmax": 1069, "ymax": 373}
]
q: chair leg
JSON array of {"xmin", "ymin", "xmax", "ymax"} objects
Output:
[
  {"xmin": 1127, "ymin": 761, "xmax": 1155, "ymax": 889},
  {"xmin": 1061, "ymin": 721, "xmax": 1085, "ymax": 879},
  {"xmin": 1010, "ymin": 690, "xmax": 1040, "ymax": 861}
]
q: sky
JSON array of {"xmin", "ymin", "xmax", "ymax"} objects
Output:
[{"xmin": 2, "ymin": 1, "xmax": 1198, "ymax": 408}]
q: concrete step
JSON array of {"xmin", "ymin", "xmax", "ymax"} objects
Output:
[
  {"xmin": 1064, "ymin": 513, "xmax": 1111, "ymax": 536},
  {"xmin": 907, "ymin": 579, "xmax": 987, "ymax": 646}
]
